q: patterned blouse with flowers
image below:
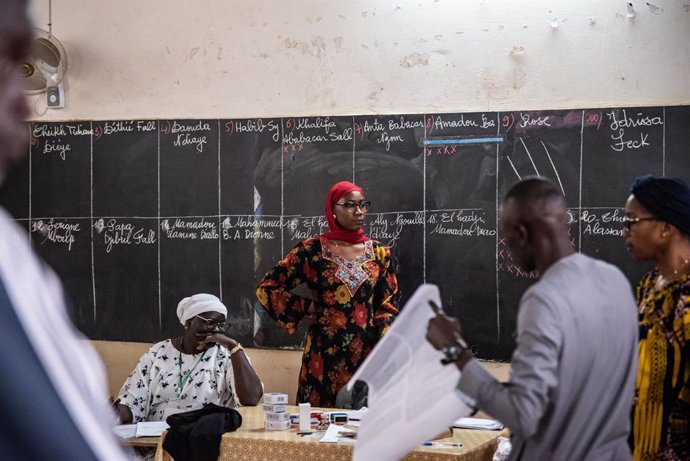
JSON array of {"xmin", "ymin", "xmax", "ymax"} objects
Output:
[
  {"xmin": 256, "ymin": 237, "xmax": 399, "ymax": 407},
  {"xmin": 631, "ymin": 271, "xmax": 690, "ymax": 461}
]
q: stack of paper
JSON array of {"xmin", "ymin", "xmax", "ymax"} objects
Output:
[
  {"xmin": 113, "ymin": 421, "xmax": 169, "ymax": 438},
  {"xmin": 452, "ymin": 417, "xmax": 504, "ymax": 430}
]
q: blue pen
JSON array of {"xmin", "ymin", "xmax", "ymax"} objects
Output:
[{"xmin": 422, "ymin": 442, "xmax": 463, "ymax": 447}]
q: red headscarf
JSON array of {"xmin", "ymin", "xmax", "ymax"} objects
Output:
[{"xmin": 320, "ymin": 181, "xmax": 370, "ymax": 244}]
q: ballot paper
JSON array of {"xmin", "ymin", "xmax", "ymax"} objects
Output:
[
  {"xmin": 319, "ymin": 424, "xmax": 356, "ymax": 443},
  {"xmin": 346, "ymin": 284, "xmax": 472, "ymax": 461},
  {"xmin": 112, "ymin": 425, "xmax": 137, "ymax": 439},
  {"xmin": 113, "ymin": 421, "xmax": 169, "ymax": 438},
  {"xmin": 452, "ymin": 417, "xmax": 504, "ymax": 430},
  {"xmin": 341, "ymin": 408, "xmax": 368, "ymax": 427},
  {"xmin": 344, "ymin": 408, "xmax": 368, "ymax": 422}
]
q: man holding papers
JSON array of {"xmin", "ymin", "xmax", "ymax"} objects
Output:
[{"xmin": 427, "ymin": 177, "xmax": 638, "ymax": 460}]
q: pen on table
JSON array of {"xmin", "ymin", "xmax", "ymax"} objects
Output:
[{"xmin": 422, "ymin": 442, "xmax": 463, "ymax": 447}]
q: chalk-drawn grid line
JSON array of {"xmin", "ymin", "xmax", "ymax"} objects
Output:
[
  {"xmin": 19, "ymin": 108, "xmax": 668, "ymax": 347},
  {"xmin": 505, "ymin": 137, "xmax": 565, "ymax": 196}
]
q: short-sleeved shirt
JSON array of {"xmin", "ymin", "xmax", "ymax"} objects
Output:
[{"xmin": 117, "ymin": 339, "xmax": 241, "ymax": 422}]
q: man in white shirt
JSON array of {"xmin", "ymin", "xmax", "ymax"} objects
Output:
[
  {"xmin": 0, "ymin": 1, "xmax": 129, "ymax": 459},
  {"xmin": 427, "ymin": 177, "xmax": 638, "ymax": 460}
]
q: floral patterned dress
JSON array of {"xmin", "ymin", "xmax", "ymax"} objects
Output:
[
  {"xmin": 256, "ymin": 237, "xmax": 399, "ymax": 407},
  {"xmin": 631, "ymin": 271, "xmax": 690, "ymax": 461}
]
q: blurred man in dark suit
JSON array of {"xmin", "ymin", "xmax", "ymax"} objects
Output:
[{"xmin": 0, "ymin": 1, "xmax": 129, "ymax": 459}]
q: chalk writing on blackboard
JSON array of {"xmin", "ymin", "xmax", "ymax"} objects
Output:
[
  {"xmin": 225, "ymin": 119, "xmax": 280, "ymax": 141},
  {"xmin": 159, "ymin": 121, "xmax": 212, "ymax": 153},
  {"xmin": 94, "ymin": 219, "xmax": 156, "ymax": 253},
  {"xmin": 2, "ymin": 105, "xmax": 684, "ymax": 359},
  {"xmin": 606, "ymin": 109, "xmax": 663, "ymax": 152},
  {"xmin": 31, "ymin": 219, "xmax": 80, "ymax": 251},
  {"xmin": 161, "ymin": 218, "xmax": 218, "ymax": 239},
  {"xmin": 577, "ymin": 209, "xmax": 626, "ymax": 237},
  {"xmin": 32, "ymin": 123, "xmax": 91, "ymax": 159}
]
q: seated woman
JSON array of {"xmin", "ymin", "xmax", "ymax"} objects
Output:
[{"xmin": 115, "ymin": 293, "xmax": 263, "ymax": 423}]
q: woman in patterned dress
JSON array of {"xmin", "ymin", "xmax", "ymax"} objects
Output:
[
  {"xmin": 115, "ymin": 294, "xmax": 263, "ymax": 424},
  {"xmin": 256, "ymin": 181, "xmax": 399, "ymax": 407},
  {"xmin": 624, "ymin": 175, "xmax": 690, "ymax": 461}
]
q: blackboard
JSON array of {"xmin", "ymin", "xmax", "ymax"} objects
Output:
[{"xmin": 1, "ymin": 106, "xmax": 687, "ymax": 360}]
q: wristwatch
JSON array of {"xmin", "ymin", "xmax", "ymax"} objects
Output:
[
  {"xmin": 441, "ymin": 338, "xmax": 469, "ymax": 365},
  {"xmin": 228, "ymin": 343, "xmax": 244, "ymax": 357}
]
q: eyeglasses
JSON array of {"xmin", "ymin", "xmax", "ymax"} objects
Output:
[
  {"xmin": 195, "ymin": 315, "xmax": 227, "ymax": 331},
  {"xmin": 334, "ymin": 201, "xmax": 372, "ymax": 212},
  {"xmin": 622, "ymin": 216, "xmax": 659, "ymax": 231}
]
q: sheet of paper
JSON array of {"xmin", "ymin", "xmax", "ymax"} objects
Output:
[
  {"xmin": 319, "ymin": 424, "xmax": 340, "ymax": 443},
  {"xmin": 135, "ymin": 421, "xmax": 169, "ymax": 437},
  {"xmin": 318, "ymin": 424, "xmax": 356, "ymax": 443},
  {"xmin": 342, "ymin": 408, "xmax": 368, "ymax": 421},
  {"xmin": 337, "ymin": 437, "xmax": 357, "ymax": 445},
  {"xmin": 113, "ymin": 424, "xmax": 137, "ymax": 439},
  {"xmin": 453, "ymin": 417, "xmax": 504, "ymax": 430},
  {"xmin": 346, "ymin": 284, "xmax": 472, "ymax": 461}
]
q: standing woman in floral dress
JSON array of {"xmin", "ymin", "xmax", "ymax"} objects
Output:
[
  {"xmin": 256, "ymin": 181, "xmax": 399, "ymax": 407},
  {"xmin": 624, "ymin": 175, "xmax": 690, "ymax": 461}
]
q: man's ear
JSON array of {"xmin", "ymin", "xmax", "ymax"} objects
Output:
[
  {"xmin": 557, "ymin": 209, "xmax": 570, "ymax": 226},
  {"xmin": 516, "ymin": 223, "xmax": 529, "ymax": 247}
]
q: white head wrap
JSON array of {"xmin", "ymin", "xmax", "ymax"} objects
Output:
[{"xmin": 176, "ymin": 293, "xmax": 227, "ymax": 326}]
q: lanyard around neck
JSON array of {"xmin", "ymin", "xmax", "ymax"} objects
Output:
[{"xmin": 177, "ymin": 338, "xmax": 207, "ymax": 396}]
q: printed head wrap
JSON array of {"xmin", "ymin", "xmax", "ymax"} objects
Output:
[
  {"xmin": 176, "ymin": 293, "xmax": 227, "ymax": 326},
  {"xmin": 630, "ymin": 174, "xmax": 690, "ymax": 237},
  {"xmin": 320, "ymin": 180, "xmax": 369, "ymax": 244}
]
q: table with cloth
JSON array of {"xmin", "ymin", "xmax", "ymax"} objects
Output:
[{"xmin": 154, "ymin": 405, "xmax": 506, "ymax": 461}]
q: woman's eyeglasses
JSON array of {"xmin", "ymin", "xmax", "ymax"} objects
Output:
[
  {"xmin": 195, "ymin": 315, "xmax": 228, "ymax": 331},
  {"xmin": 334, "ymin": 201, "xmax": 372, "ymax": 212},
  {"xmin": 622, "ymin": 216, "xmax": 659, "ymax": 231}
]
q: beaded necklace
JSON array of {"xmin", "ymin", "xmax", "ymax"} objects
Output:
[
  {"xmin": 177, "ymin": 337, "xmax": 207, "ymax": 397},
  {"xmin": 672, "ymin": 255, "xmax": 690, "ymax": 277},
  {"xmin": 654, "ymin": 255, "xmax": 690, "ymax": 290}
]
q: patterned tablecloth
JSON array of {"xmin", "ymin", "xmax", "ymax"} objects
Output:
[{"xmin": 155, "ymin": 405, "xmax": 506, "ymax": 461}]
